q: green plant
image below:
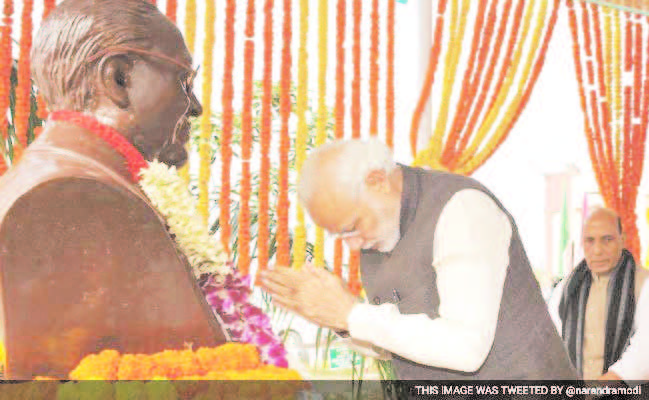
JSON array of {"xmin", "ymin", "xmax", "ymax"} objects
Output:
[
  {"xmin": 1, "ymin": 60, "xmax": 43, "ymax": 164},
  {"xmin": 191, "ymin": 81, "xmax": 397, "ymax": 398},
  {"xmin": 191, "ymin": 80, "xmax": 334, "ymax": 352}
]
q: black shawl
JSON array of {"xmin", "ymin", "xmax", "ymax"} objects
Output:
[{"xmin": 558, "ymin": 249, "xmax": 636, "ymax": 376}]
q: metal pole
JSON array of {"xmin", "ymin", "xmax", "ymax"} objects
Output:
[{"xmin": 415, "ymin": 0, "xmax": 434, "ymax": 153}]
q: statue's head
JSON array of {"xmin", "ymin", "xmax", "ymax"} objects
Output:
[{"xmin": 31, "ymin": 0, "xmax": 202, "ymax": 167}]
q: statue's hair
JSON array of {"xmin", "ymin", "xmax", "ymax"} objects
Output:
[
  {"xmin": 298, "ymin": 138, "xmax": 396, "ymax": 205},
  {"xmin": 31, "ymin": 0, "xmax": 163, "ymax": 111}
]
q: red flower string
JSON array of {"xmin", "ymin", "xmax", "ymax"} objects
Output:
[{"xmin": 49, "ymin": 111, "xmax": 147, "ymax": 182}]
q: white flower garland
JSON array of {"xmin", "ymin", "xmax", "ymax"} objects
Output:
[
  {"xmin": 138, "ymin": 161, "xmax": 230, "ymax": 278},
  {"xmin": 138, "ymin": 161, "xmax": 290, "ymax": 367}
]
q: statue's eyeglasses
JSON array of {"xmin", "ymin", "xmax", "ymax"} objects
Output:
[{"xmin": 86, "ymin": 45, "xmax": 199, "ymax": 96}]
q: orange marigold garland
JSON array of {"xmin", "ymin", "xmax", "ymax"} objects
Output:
[
  {"xmin": 453, "ymin": 0, "xmax": 522, "ymax": 162},
  {"xmin": 590, "ymin": 4, "xmax": 617, "ymax": 211},
  {"xmin": 257, "ymin": 0, "xmax": 274, "ymax": 276},
  {"xmin": 568, "ymin": 1, "xmax": 647, "ymax": 260},
  {"xmin": 347, "ymin": 0, "xmax": 363, "ymax": 295},
  {"xmin": 333, "ymin": 0, "xmax": 346, "ymax": 277},
  {"xmin": 468, "ymin": 0, "xmax": 561, "ymax": 175},
  {"xmin": 386, "ymin": 0, "xmax": 395, "ymax": 149},
  {"xmin": 34, "ymin": 0, "xmax": 56, "ymax": 129},
  {"xmin": 369, "ymin": 0, "xmax": 379, "ymax": 137},
  {"xmin": 238, "ymin": 0, "xmax": 256, "ymax": 276},
  {"xmin": 220, "ymin": 0, "xmax": 236, "ymax": 254},
  {"xmin": 166, "ymin": 0, "xmax": 177, "ymax": 23},
  {"xmin": 276, "ymin": 0, "xmax": 293, "ymax": 267},
  {"xmin": 444, "ymin": 0, "xmax": 501, "ymax": 166},
  {"xmin": 567, "ymin": 0, "xmax": 603, "ymax": 201},
  {"xmin": 451, "ymin": 0, "xmax": 542, "ymax": 172},
  {"xmin": 441, "ymin": 0, "xmax": 490, "ymax": 166},
  {"xmin": 68, "ymin": 344, "xmax": 301, "ymax": 381},
  {"xmin": 0, "ymin": 0, "xmax": 13, "ymax": 173},
  {"xmin": 409, "ymin": 0, "xmax": 449, "ymax": 157},
  {"xmin": 351, "ymin": 0, "xmax": 361, "ymax": 139},
  {"xmin": 13, "ymin": 0, "xmax": 34, "ymax": 159}
]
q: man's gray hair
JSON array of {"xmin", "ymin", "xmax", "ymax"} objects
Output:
[
  {"xmin": 298, "ymin": 138, "xmax": 396, "ymax": 205},
  {"xmin": 31, "ymin": 0, "xmax": 161, "ymax": 111}
]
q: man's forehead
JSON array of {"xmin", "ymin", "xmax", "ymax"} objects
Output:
[
  {"xmin": 308, "ymin": 194, "xmax": 356, "ymax": 232},
  {"xmin": 583, "ymin": 218, "xmax": 620, "ymax": 236}
]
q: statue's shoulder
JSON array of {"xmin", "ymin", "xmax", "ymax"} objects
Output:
[{"xmin": 0, "ymin": 175, "xmax": 168, "ymax": 253}]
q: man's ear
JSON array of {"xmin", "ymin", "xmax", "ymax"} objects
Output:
[
  {"xmin": 98, "ymin": 56, "xmax": 132, "ymax": 109},
  {"xmin": 364, "ymin": 169, "xmax": 389, "ymax": 193}
]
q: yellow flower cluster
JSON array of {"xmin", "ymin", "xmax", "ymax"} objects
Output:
[{"xmin": 68, "ymin": 343, "xmax": 300, "ymax": 381}]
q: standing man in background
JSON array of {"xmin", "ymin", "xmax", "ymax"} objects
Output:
[{"xmin": 549, "ymin": 207, "xmax": 649, "ymax": 383}]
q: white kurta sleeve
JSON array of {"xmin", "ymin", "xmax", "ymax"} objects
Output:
[
  {"xmin": 347, "ymin": 189, "xmax": 512, "ymax": 372},
  {"xmin": 547, "ymin": 279, "xmax": 566, "ymax": 335}
]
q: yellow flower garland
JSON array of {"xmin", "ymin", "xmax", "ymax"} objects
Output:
[
  {"xmin": 292, "ymin": 0, "xmax": 309, "ymax": 270},
  {"xmin": 428, "ymin": 0, "xmax": 470, "ymax": 162},
  {"xmin": 179, "ymin": 0, "xmax": 197, "ymax": 186},
  {"xmin": 459, "ymin": 0, "xmax": 549, "ymax": 174},
  {"xmin": 198, "ymin": 0, "xmax": 216, "ymax": 226},
  {"xmin": 314, "ymin": 0, "xmax": 328, "ymax": 268}
]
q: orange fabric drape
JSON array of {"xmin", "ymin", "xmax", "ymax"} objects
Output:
[
  {"xmin": 411, "ymin": 0, "xmax": 560, "ymax": 176},
  {"xmin": 567, "ymin": 1, "xmax": 648, "ymax": 260}
]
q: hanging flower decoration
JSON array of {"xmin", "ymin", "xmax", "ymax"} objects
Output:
[
  {"xmin": 333, "ymin": 0, "xmax": 346, "ymax": 278},
  {"xmin": 567, "ymin": 0, "xmax": 648, "ymax": 261},
  {"xmin": 276, "ymin": 0, "xmax": 293, "ymax": 267},
  {"xmin": 239, "ymin": 0, "xmax": 257, "ymax": 275},
  {"xmin": 292, "ymin": 0, "xmax": 309, "ymax": 270},
  {"xmin": 13, "ymin": 0, "xmax": 33, "ymax": 159},
  {"xmin": 257, "ymin": 0, "xmax": 275, "ymax": 276},
  {"xmin": 313, "ymin": 0, "xmax": 328, "ymax": 267},
  {"xmin": 139, "ymin": 161, "xmax": 288, "ymax": 367}
]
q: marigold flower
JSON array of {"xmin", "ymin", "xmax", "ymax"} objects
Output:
[{"xmin": 69, "ymin": 349, "xmax": 120, "ymax": 380}]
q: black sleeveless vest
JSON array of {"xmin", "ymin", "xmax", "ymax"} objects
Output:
[{"xmin": 360, "ymin": 165, "xmax": 577, "ymax": 380}]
